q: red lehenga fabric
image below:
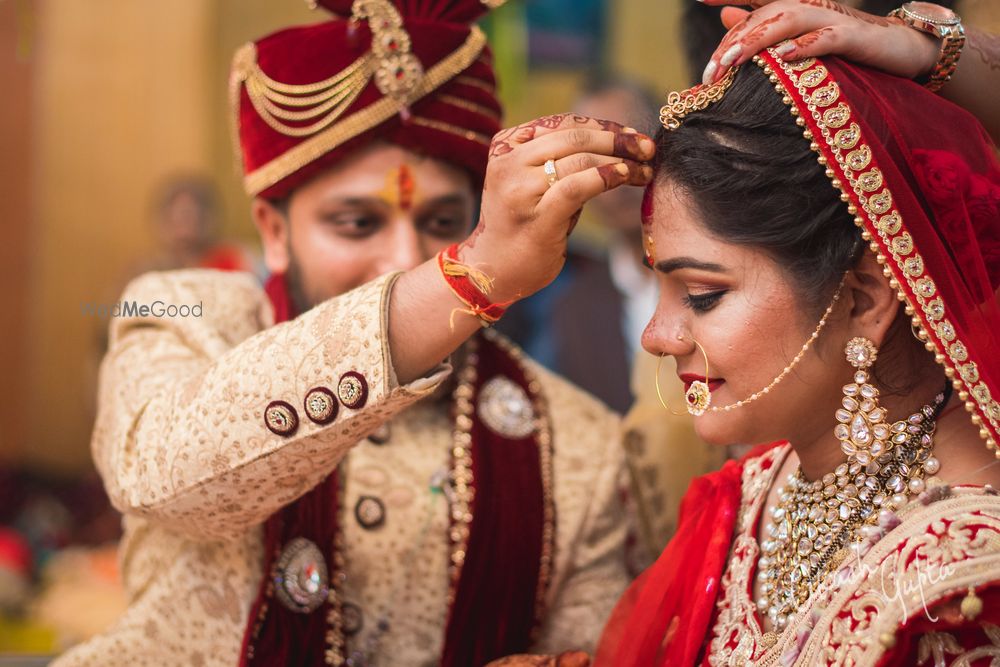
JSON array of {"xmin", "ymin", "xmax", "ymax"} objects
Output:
[{"xmin": 596, "ymin": 49, "xmax": 1000, "ymax": 667}]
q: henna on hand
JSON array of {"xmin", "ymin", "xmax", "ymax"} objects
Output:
[
  {"xmin": 489, "ymin": 125, "xmax": 536, "ymax": 157},
  {"xmin": 738, "ymin": 12, "xmax": 785, "ymax": 47},
  {"xmin": 489, "ymin": 114, "xmax": 574, "ymax": 157},
  {"xmin": 793, "ymin": 26, "xmax": 833, "ymax": 49},
  {"xmin": 460, "ymin": 213, "xmax": 486, "ymax": 252},
  {"xmin": 612, "ymin": 131, "xmax": 650, "ymax": 160},
  {"xmin": 799, "ymin": 0, "xmax": 891, "ymax": 27},
  {"xmin": 718, "ymin": 15, "xmax": 751, "ymax": 55},
  {"xmin": 596, "ymin": 162, "xmax": 630, "ymax": 190},
  {"xmin": 968, "ymin": 28, "xmax": 1000, "ymax": 72}
]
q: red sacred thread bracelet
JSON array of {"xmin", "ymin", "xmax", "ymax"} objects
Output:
[{"xmin": 437, "ymin": 243, "xmax": 512, "ymax": 328}]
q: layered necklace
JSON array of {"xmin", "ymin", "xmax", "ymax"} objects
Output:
[{"xmin": 757, "ymin": 339, "xmax": 950, "ymax": 631}]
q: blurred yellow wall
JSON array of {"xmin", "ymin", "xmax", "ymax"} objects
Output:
[
  {"xmin": 13, "ymin": 0, "xmax": 317, "ymax": 473},
  {"xmin": 0, "ymin": 0, "xmax": 35, "ymax": 467}
]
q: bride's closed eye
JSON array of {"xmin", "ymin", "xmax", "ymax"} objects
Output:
[{"xmin": 682, "ymin": 289, "xmax": 727, "ymax": 313}]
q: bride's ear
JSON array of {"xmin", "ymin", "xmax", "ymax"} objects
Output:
[{"xmin": 842, "ymin": 251, "xmax": 901, "ymax": 347}]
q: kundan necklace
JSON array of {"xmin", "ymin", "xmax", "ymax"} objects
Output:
[{"xmin": 756, "ymin": 337, "xmax": 950, "ymax": 631}]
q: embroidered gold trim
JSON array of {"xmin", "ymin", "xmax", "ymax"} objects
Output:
[
  {"xmin": 750, "ymin": 50, "xmax": 999, "ymax": 455},
  {"xmin": 409, "ymin": 116, "xmax": 491, "ymax": 145},
  {"xmin": 437, "ymin": 93, "xmax": 501, "ymax": 122},
  {"xmin": 454, "ymin": 74, "xmax": 496, "ymax": 96},
  {"xmin": 243, "ymin": 27, "xmax": 487, "ymax": 195},
  {"xmin": 707, "ymin": 443, "xmax": 1000, "ymax": 666}
]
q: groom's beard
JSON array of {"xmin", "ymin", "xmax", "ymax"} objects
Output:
[{"xmin": 284, "ymin": 251, "xmax": 314, "ymax": 316}]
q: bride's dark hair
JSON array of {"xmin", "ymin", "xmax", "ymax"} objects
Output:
[{"xmin": 653, "ymin": 64, "xmax": 862, "ymax": 313}]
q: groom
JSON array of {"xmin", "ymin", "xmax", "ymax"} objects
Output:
[{"xmin": 56, "ymin": 1, "xmax": 657, "ymax": 666}]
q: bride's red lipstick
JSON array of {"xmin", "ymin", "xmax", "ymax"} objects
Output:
[{"xmin": 678, "ymin": 373, "xmax": 725, "ymax": 394}]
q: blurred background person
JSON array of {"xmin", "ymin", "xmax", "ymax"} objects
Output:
[{"xmin": 127, "ymin": 174, "xmax": 260, "ymax": 278}]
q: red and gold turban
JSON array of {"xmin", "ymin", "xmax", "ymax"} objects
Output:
[{"xmin": 230, "ymin": 0, "xmax": 504, "ymax": 200}]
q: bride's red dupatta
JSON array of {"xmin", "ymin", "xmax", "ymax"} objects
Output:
[{"xmin": 595, "ymin": 444, "xmax": 781, "ymax": 667}]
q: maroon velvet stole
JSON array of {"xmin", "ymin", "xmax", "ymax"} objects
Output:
[{"xmin": 239, "ymin": 273, "xmax": 550, "ymax": 666}]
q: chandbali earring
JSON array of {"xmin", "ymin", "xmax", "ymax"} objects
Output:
[{"xmin": 836, "ymin": 337, "xmax": 890, "ymax": 464}]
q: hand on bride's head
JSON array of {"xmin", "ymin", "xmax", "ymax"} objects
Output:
[{"xmin": 698, "ymin": 0, "xmax": 940, "ymax": 85}]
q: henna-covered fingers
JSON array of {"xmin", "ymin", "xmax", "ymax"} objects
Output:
[
  {"xmin": 704, "ymin": 10, "xmax": 788, "ymax": 83},
  {"xmin": 488, "ymin": 114, "xmax": 634, "ymax": 158},
  {"xmin": 798, "ymin": 0, "xmax": 893, "ymax": 28},
  {"xmin": 702, "ymin": 0, "xmax": 905, "ymax": 85},
  {"xmin": 540, "ymin": 160, "xmax": 650, "ymax": 223},
  {"xmin": 522, "ymin": 128, "xmax": 654, "ymax": 166},
  {"xmin": 773, "ymin": 25, "xmax": 835, "ymax": 58}
]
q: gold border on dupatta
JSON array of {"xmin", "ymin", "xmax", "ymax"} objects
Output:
[{"xmin": 751, "ymin": 49, "xmax": 1000, "ymax": 457}]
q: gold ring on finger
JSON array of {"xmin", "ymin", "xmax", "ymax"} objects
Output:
[{"xmin": 544, "ymin": 158, "xmax": 558, "ymax": 187}]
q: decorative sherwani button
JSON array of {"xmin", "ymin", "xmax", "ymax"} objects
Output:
[
  {"xmin": 274, "ymin": 537, "xmax": 328, "ymax": 613},
  {"xmin": 477, "ymin": 376, "xmax": 536, "ymax": 439},
  {"xmin": 341, "ymin": 602, "xmax": 363, "ymax": 636},
  {"xmin": 354, "ymin": 496, "xmax": 385, "ymax": 529},
  {"xmin": 303, "ymin": 387, "xmax": 338, "ymax": 424},
  {"xmin": 338, "ymin": 371, "xmax": 369, "ymax": 409},
  {"xmin": 264, "ymin": 400, "xmax": 299, "ymax": 436}
]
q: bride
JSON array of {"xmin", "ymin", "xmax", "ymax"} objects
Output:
[
  {"xmin": 494, "ymin": 1, "xmax": 1000, "ymax": 665},
  {"xmin": 597, "ymin": 3, "xmax": 1000, "ymax": 665}
]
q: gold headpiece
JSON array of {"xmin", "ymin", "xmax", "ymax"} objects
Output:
[{"xmin": 659, "ymin": 66, "xmax": 739, "ymax": 130}]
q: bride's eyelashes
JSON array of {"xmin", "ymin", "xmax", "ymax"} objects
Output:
[{"xmin": 682, "ymin": 289, "xmax": 728, "ymax": 313}]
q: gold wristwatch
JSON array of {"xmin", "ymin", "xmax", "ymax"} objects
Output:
[{"xmin": 889, "ymin": 2, "xmax": 965, "ymax": 93}]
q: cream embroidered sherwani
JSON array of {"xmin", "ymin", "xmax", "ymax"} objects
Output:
[{"xmin": 54, "ymin": 269, "xmax": 629, "ymax": 667}]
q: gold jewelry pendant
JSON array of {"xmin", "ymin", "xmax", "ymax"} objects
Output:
[
  {"xmin": 685, "ymin": 380, "xmax": 711, "ymax": 416},
  {"xmin": 685, "ymin": 338, "xmax": 713, "ymax": 416},
  {"xmin": 835, "ymin": 337, "xmax": 890, "ymax": 464}
]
